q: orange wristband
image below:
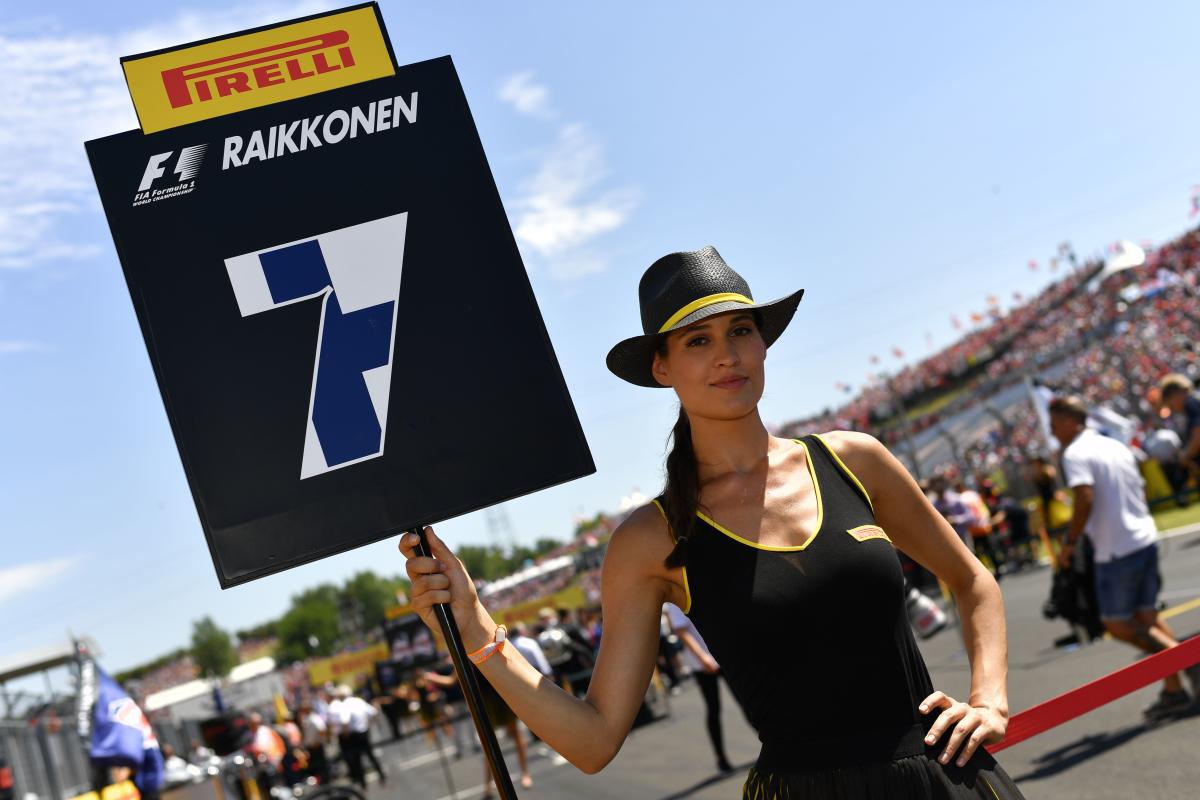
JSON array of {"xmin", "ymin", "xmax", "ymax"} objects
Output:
[{"xmin": 468, "ymin": 625, "xmax": 506, "ymax": 665}]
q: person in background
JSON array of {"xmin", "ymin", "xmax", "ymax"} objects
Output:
[
  {"xmin": 330, "ymin": 684, "xmax": 387, "ymax": 788},
  {"xmin": 297, "ymin": 701, "xmax": 331, "ymax": 784},
  {"xmin": 536, "ymin": 608, "xmax": 595, "ymax": 695},
  {"xmin": 422, "ymin": 668, "xmax": 535, "ymax": 795},
  {"xmin": 957, "ymin": 480, "xmax": 1004, "ymax": 579},
  {"xmin": 1050, "ymin": 394, "xmax": 1200, "ymax": 719},
  {"xmin": 511, "ymin": 622, "xmax": 554, "ymax": 678},
  {"xmin": 0, "ymin": 750, "xmax": 13, "ymax": 800},
  {"xmin": 1029, "ymin": 456, "xmax": 1059, "ymax": 532},
  {"xmin": 245, "ymin": 712, "xmax": 286, "ymax": 780},
  {"xmin": 665, "ymin": 602, "xmax": 735, "ymax": 774},
  {"xmin": 930, "ymin": 475, "xmax": 973, "ymax": 551},
  {"xmin": 160, "ymin": 744, "xmax": 187, "ymax": 772},
  {"xmin": 988, "ymin": 489, "xmax": 1035, "ymax": 570},
  {"xmin": 187, "ymin": 739, "xmax": 214, "ymax": 765},
  {"xmin": 1160, "ymin": 373, "xmax": 1200, "ymax": 487}
]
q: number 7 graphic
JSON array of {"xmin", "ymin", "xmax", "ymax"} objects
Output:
[{"xmin": 225, "ymin": 213, "xmax": 406, "ymax": 479}]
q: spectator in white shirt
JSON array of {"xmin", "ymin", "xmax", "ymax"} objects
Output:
[
  {"xmin": 1051, "ymin": 395, "xmax": 1200, "ymax": 720},
  {"xmin": 329, "ymin": 685, "xmax": 387, "ymax": 788},
  {"xmin": 510, "ymin": 622, "xmax": 553, "ymax": 677}
]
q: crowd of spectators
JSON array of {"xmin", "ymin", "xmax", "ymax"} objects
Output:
[{"xmin": 782, "ymin": 228, "xmax": 1200, "ymax": 486}]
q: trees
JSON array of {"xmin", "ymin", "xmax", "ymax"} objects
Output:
[
  {"xmin": 235, "ymin": 620, "xmax": 278, "ymax": 643},
  {"xmin": 191, "ymin": 617, "xmax": 237, "ymax": 678},
  {"xmin": 457, "ymin": 540, "xmax": 563, "ymax": 581},
  {"xmin": 342, "ymin": 571, "xmax": 409, "ymax": 633},
  {"xmin": 275, "ymin": 584, "xmax": 341, "ymax": 663}
]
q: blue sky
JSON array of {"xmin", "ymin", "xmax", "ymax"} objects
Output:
[{"xmin": 3, "ymin": 0, "xmax": 1198, "ymax": 679}]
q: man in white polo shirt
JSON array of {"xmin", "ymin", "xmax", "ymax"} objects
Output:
[{"xmin": 1050, "ymin": 395, "xmax": 1199, "ymax": 719}]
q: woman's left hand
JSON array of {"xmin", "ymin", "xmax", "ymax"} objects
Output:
[{"xmin": 919, "ymin": 690, "xmax": 1008, "ymax": 768}]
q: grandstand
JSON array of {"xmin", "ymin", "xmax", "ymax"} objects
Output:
[{"xmin": 781, "ymin": 227, "xmax": 1200, "ymax": 497}]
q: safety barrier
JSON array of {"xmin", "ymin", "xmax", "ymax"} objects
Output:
[{"xmin": 989, "ymin": 635, "xmax": 1200, "ymax": 753}]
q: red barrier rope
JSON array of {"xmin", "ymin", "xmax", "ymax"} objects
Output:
[{"xmin": 988, "ymin": 635, "xmax": 1200, "ymax": 753}]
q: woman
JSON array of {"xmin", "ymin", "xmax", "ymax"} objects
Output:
[{"xmin": 400, "ymin": 246, "xmax": 1023, "ymax": 798}]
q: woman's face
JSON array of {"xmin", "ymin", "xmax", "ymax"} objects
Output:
[{"xmin": 651, "ymin": 311, "xmax": 766, "ymax": 420}]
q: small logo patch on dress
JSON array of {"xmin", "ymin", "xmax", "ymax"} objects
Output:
[{"xmin": 847, "ymin": 524, "xmax": 890, "ymax": 543}]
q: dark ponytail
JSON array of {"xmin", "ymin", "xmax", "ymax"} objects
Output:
[{"xmin": 661, "ymin": 406, "xmax": 700, "ymax": 569}]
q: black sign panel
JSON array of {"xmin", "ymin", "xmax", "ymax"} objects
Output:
[
  {"xmin": 377, "ymin": 612, "xmax": 441, "ymax": 688},
  {"xmin": 86, "ymin": 57, "xmax": 594, "ymax": 587}
]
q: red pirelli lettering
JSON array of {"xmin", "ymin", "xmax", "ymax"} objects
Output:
[{"xmin": 160, "ymin": 29, "xmax": 351, "ymax": 108}]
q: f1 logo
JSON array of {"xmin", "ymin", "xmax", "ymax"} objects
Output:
[
  {"xmin": 138, "ymin": 145, "xmax": 208, "ymax": 191},
  {"xmin": 225, "ymin": 213, "xmax": 406, "ymax": 479}
]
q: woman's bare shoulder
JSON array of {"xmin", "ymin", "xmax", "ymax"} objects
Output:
[
  {"xmin": 816, "ymin": 429, "xmax": 912, "ymax": 500},
  {"xmin": 815, "ymin": 429, "xmax": 882, "ymax": 458},
  {"xmin": 607, "ymin": 502, "xmax": 673, "ymax": 565}
]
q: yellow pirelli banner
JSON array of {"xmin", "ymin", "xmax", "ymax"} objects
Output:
[
  {"xmin": 308, "ymin": 641, "xmax": 389, "ymax": 686},
  {"xmin": 121, "ymin": 2, "xmax": 396, "ymax": 134},
  {"xmin": 495, "ymin": 584, "xmax": 588, "ymax": 626}
]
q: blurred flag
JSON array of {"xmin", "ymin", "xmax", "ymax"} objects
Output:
[
  {"xmin": 869, "ymin": 354, "xmax": 881, "ymax": 365},
  {"xmin": 88, "ymin": 667, "xmax": 164, "ymax": 793},
  {"xmin": 1012, "ymin": 290, "xmax": 1024, "ymax": 303},
  {"xmin": 891, "ymin": 347, "xmax": 904, "ymax": 359},
  {"xmin": 1028, "ymin": 259, "xmax": 1039, "ymax": 271},
  {"xmin": 1089, "ymin": 240, "xmax": 1146, "ymax": 291},
  {"xmin": 970, "ymin": 311, "xmax": 984, "ymax": 324},
  {"xmin": 950, "ymin": 315, "xmax": 963, "ymax": 330},
  {"xmin": 1049, "ymin": 258, "xmax": 1059, "ymax": 272},
  {"xmin": 1191, "ymin": 186, "xmax": 1200, "ymax": 218}
]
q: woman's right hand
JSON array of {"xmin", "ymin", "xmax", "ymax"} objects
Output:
[{"xmin": 398, "ymin": 526, "xmax": 497, "ymax": 652}]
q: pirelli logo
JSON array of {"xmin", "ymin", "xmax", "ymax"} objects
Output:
[
  {"xmin": 122, "ymin": 4, "xmax": 395, "ymax": 134},
  {"xmin": 160, "ymin": 31, "xmax": 356, "ymax": 109}
]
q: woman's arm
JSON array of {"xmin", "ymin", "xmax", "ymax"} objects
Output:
[
  {"xmin": 399, "ymin": 505, "xmax": 671, "ymax": 773},
  {"xmin": 821, "ymin": 431, "xmax": 1009, "ymax": 767}
]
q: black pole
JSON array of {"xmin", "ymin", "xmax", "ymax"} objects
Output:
[{"xmin": 411, "ymin": 527, "xmax": 517, "ymax": 799}]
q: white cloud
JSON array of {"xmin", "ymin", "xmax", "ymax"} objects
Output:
[
  {"xmin": 0, "ymin": 2, "xmax": 332, "ymax": 271},
  {"xmin": 0, "ymin": 340, "xmax": 48, "ymax": 353},
  {"xmin": 0, "ymin": 558, "xmax": 77, "ymax": 605},
  {"xmin": 498, "ymin": 71, "xmax": 552, "ymax": 118},
  {"xmin": 499, "ymin": 75, "xmax": 637, "ymax": 281}
]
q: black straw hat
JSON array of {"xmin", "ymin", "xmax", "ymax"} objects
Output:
[{"xmin": 606, "ymin": 246, "xmax": 804, "ymax": 387}]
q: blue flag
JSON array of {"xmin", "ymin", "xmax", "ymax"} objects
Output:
[{"xmin": 90, "ymin": 669, "xmax": 164, "ymax": 792}]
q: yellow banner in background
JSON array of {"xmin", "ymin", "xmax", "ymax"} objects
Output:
[
  {"xmin": 122, "ymin": 3, "xmax": 395, "ymax": 134},
  {"xmin": 307, "ymin": 642, "xmax": 388, "ymax": 687},
  {"xmin": 67, "ymin": 781, "xmax": 139, "ymax": 800},
  {"xmin": 496, "ymin": 584, "xmax": 588, "ymax": 626}
]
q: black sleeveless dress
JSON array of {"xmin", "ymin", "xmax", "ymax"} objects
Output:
[{"xmin": 654, "ymin": 434, "xmax": 1024, "ymax": 799}]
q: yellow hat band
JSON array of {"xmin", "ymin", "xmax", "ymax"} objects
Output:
[{"xmin": 657, "ymin": 292, "xmax": 754, "ymax": 333}]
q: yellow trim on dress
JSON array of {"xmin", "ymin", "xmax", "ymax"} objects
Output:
[
  {"xmin": 657, "ymin": 292, "xmax": 753, "ymax": 333},
  {"xmin": 813, "ymin": 432, "xmax": 875, "ymax": 514},
  {"xmin": 651, "ymin": 498, "xmax": 692, "ymax": 614},
  {"xmin": 695, "ymin": 439, "xmax": 823, "ymax": 552}
]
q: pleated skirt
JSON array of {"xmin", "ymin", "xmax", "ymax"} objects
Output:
[{"xmin": 741, "ymin": 748, "xmax": 1024, "ymax": 800}]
